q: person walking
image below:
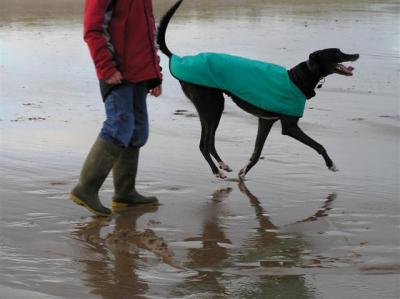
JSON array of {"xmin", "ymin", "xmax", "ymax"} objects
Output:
[{"xmin": 70, "ymin": 0, "xmax": 163, "ymax": 216}]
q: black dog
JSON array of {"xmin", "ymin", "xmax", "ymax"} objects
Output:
[{"xmin": 157, "ymin": 0, "xmax": 359, "ymax": 179}]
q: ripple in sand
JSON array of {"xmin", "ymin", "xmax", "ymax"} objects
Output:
[
  {"xmin": 234, "ymin": 262, "xmax": 262, "ymax": 267},
  {"xmin": 152, "ymin": 185, "xmax": 194, "ymax": 194},
  {"xmin": 169, "ymin": 240, "xmax": 204, "ymax": 249},
  {"xmin": 338, "ymin": 220, "xmax": 372, "ymax": 226},
  {"xmin": 219, "ymin": 215, "xmax": 252, "ymax": 220},
  {"xmin": 329, "ymin": 213, "xmax": 400, "ymax": 219},
  {"xmin": 6, "ymin": 221, "xmax": 40, "ymax": 228},
  {"xmin": 342, "ymin": 245, "xmax": 400, "ymax": 255},
  {"xmin": 23, "ymin": 188, "xmax": 69, "ymax": 200},
  {"xmin": 379, "ymin": 114, "xmax": 400, "ymax": 120},
  {"xmin": 48, "ymin": 194, "xmax": 69, "ymax": 200},
  {"xmin": 24, "ymin": 189, "xmax": 60, "ymax": 195},
  {"xmin": 151, "ymin": 227, "xmax": 185, "ymax": 233},
  {"xmin": 276, "ymin": 234, "xmax": 296, "ymax": 239},
  {"xmin": 24, "ymin": 213, "xmax": 58, "ymax": 220},
  {"xmin": 321, "ymin": 231, "xmax": 355, "ymax": 237},
  {"xmin": 40, "ymin": 230, "xmax": 67, "ymax": 234},
  {"xmin": 359, "ymin": 258, "xmax": 400, "ymax": 273},
  {"xmin": 260, "ymin": 260, "xmax": 294, "ymax": 268},
  {"xmin": 25, "ymin": 212, "xmax": 49, "ymax": 217},
  {"xmin": 49, "ymin": 181, "xmax": 68, "ymax": 186}
]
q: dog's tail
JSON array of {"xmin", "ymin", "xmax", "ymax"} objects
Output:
[{"xmin": 157, "ymin": 0, "xmax": 183, "ymax": 58}]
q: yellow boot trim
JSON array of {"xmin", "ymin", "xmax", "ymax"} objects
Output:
[
  {"xmin": 111, "ymin": 201, "xmax": 131, "ymax": 209},
  {"xmin": 69, "ymin": 194, "xmax": 111, "ymax": 217}
]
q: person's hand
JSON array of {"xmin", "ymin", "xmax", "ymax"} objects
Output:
[
  {"xmin": 150, "ymin": 85, "xmax": 162, "ymax": 97},
  {"xmin": 105, "ymin": 71, "xmax": 123, "ymax": 85}
]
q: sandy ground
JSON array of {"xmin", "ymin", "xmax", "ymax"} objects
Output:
[{"xmin": 0, "ymin": 0, "xmax": 399, "ymax": 298}]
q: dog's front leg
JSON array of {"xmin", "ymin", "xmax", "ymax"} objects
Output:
[
  {"xmin": 239, "ymin": 118, "xmax": 277, "ymax": 179},
  {"xmin": 280, "ymin": 118, "xmax": 338, "ymax": 172}
]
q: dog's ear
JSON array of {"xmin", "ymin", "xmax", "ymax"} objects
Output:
[
  {"xmin": 307, "ymin": 57, "xmax": 320, "ymax": 74},
  {"xmin": 309, "ymin": 52, "xmax": 318, "ymax": 61}
]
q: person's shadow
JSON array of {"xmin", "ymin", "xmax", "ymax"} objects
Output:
[{"xmin": 71, "ymin": 205, "xmax": 178, "ymax": 299}]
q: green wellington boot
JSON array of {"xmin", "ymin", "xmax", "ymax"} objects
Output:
[
  {"xmin": 70, "ymin": 137, "xmax": 122, "ymax": 216},
  {"xmin": 112, "ymin": 147, "xmax": 158, "ymax": 209}
]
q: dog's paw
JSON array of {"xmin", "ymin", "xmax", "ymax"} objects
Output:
[
  {"xmin": 216, "ymin": 171, "xmax": 227, "ymax": 179},
  {"xmin": 238, "ymin": 168, "xmax": 247, "ymax": 180},
  {"xmin": 329, "ymin": 164, "xmax": 339, "ymax": 172},
  {"xmin": 219, "ymin": 161, "xmax": 232, "ymax": 172}
]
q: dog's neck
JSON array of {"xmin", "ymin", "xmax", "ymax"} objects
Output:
[{"xmin": 288, "ymin": 60, "xmax": 322, "ymax": 99}]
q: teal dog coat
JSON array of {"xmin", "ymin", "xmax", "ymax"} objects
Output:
[{"xmin": 170, "ymin": 53, "xmax": 307, "ymax": 117}]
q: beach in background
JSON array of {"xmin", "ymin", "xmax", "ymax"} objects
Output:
[{"xmin": 0, "ymin": 0, "xmax": 399, "ymax": 298}]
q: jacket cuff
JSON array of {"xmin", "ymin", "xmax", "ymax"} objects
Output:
[{"xmin": 98, "ymin": 65, "xmax": 118, "ymax": 81}]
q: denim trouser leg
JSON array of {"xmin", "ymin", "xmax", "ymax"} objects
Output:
[
  {"xmin": 130, "ymin": 84, "xmax": 150, "ymax": 148},
  {"xmin": 99, "ymin": 83, "xmax": 149, "ymax": 148}
]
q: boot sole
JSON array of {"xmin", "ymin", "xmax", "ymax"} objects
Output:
[
  {"xmin": 69, "ymin": 194, "xmax": 111, "ymax": 217},
  {"xmin": 112, "ymin": 201, "xmax": 159, "ymax": 209}
]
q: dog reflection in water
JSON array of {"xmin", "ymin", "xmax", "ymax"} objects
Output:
[{"xmin": 173, "ymin": 183, "xmax": 336, "ymax": 297}]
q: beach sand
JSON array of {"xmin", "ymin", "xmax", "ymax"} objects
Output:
[{"xmin": 0, "ymin": 0, "xmax": 399, "ymax": 298}]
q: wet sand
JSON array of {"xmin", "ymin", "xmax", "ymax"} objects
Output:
[{"xmin": 1, "ymin": 0, "xmax": 399, "ymax": 298}]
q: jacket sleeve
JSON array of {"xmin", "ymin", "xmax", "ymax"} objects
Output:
[{"xmin": 83, "ymin": 0, "xmax": 118, "ymax": 80}]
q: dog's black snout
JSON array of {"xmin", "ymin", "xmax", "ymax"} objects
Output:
[
  {"xmin": 341, "ymin": 51, "xmax": 360, "ymax": 62},
  {"xmin": 350, "ymin": 53, "xmax": 360, "ymax": 61}
]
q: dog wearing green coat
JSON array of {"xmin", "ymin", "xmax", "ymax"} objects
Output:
[{"xmin": 158, "ymin": 0, "xmax": 359, "ymax": 179}]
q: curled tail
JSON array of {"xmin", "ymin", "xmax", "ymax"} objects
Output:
[{"xmin": 157, "ymin": 0, "xmax": 183, "ymax": 58}]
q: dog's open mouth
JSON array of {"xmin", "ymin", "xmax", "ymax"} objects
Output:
[{"xmin": 335, "ymin": 64, "xmax": 355, "ymax": 76}]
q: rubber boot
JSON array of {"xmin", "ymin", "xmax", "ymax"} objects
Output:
[
  {"xmin": 112, "ymin": 147, "xmax": 158, "ymax": 209},
  {"xmin": 70, "ymin": 137, "xmax": 122, "ymax": 216}
]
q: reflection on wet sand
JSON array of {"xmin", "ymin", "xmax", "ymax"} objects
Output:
[
  {"xmin": 171, "ymin": 183, "xmax": 338, "ymax": 298},
  {"xmin": 295, "ymin": 193, "xmax": 336, "ymax": 223},
  {"xmin": 72, "ymin": 205, "xmax": 178, "ymax": 299},
  {"xmin": 238, "ymin": 181, "xmax": 336, "ymax": 266},
  {"xmin": 70, "ymin": 183, "xmax": 338, "ymax": 298},
  {"xmin": 177, "ymin": 188, "xmax": 232, "ymax": 296},
  {"xmin": 235, "ymin": 182, "xmax": 315, "ymax": 298}
]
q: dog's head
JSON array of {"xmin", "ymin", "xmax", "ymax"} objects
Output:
[{"xmin": 309, "ymin": 48, "xmax": 359, "ymax": 77}]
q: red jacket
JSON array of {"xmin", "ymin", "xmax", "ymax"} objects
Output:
[{"xmin": 83, "ymin": 0, "xmax": 162, "ymax": 85}]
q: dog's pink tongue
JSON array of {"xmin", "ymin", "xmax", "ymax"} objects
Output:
[{"xmin": 338, "ymin": 64, "xmax": 354, "ymax": 75}]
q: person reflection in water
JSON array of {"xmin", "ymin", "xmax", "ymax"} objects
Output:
[{"xmin": 72, "ymin": 205, "xmax": 176, "ymax": 299}]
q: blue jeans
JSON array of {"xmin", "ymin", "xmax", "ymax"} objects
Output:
[{"xmin": 99, "ymin": 82, "xmax": 149, "ymax": 148}]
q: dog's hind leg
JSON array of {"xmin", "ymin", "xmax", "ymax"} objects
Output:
[
  {"xmin": 199, "ymin": 117, "xmax": 227, "ymax": 178},
  {"xmin": 199, "ymin": 96, "xmax": 232, "ymax": 178},
  {"xmin": 208, "ymin": 94, "xmax": 232, "ymax": 172},
  {"xmin": 280, "ymin": 116, "xmax": 338, "ymax": 171},
  {"xmin": 239, "ymin": 118, "xmax": 277, "ymax": 179},
  {"xmin": 181, "ymin": 82, "xmax": 229, "ymax": 178},
  {"xmin": 200, "ymin": 122, "xmax": 218, "ymax": 173}
]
